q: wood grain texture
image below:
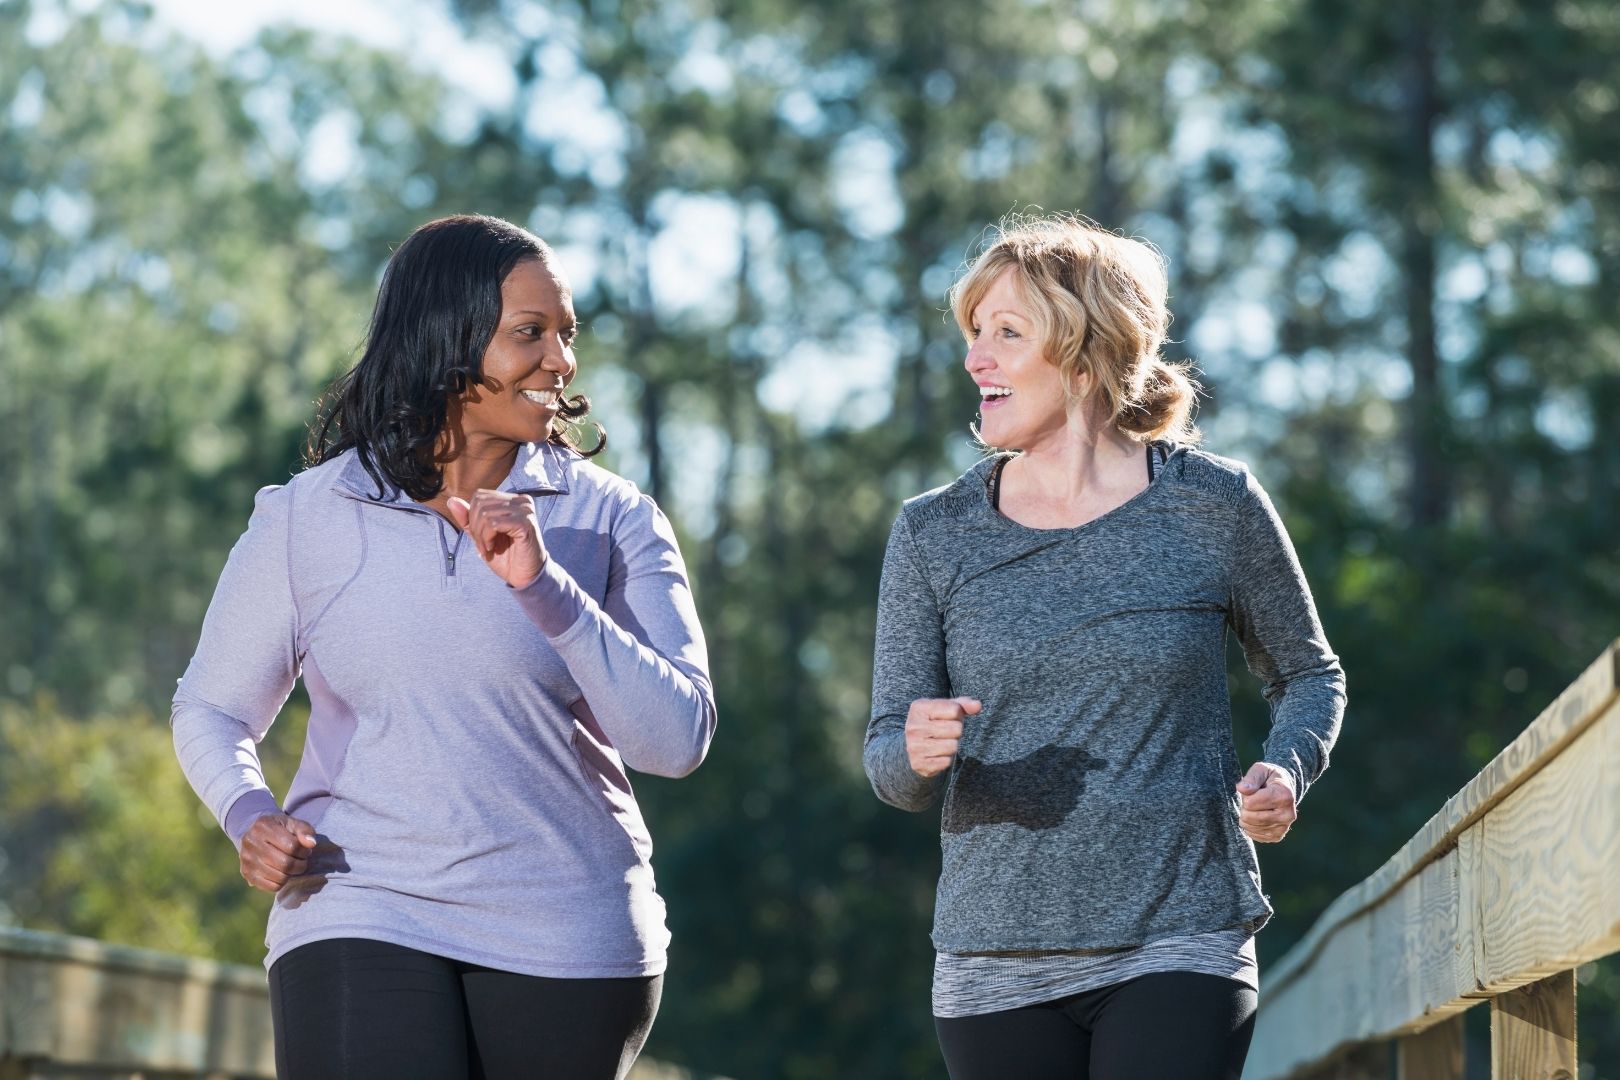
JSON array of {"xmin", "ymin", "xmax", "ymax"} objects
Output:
[
  {"xmin": 1268, "ymin": 641, "xmax": 1619, "ymax": 999},
  {"xmin": 1252, "ymin": 701, "xmax": 1620, "ymax": 1078},
  {"xmin": 1490, "ymin": 970, "xmax": 1575, "ymax": 1080},
  {"xmin": 1472, "ymin": 705, "xmax": 1620, "ymax": 991},
  {"xmin": 1249, "ymin": 850, "xmax": 1478, "ymax": 1077},
  {"xmin": 1246, "ymin": 642, "xmax": 1620, "ymax": 1080},
  {"xmin": 1397, "ymin": 1014, "xmax": 1463, "ymax": 1080}
]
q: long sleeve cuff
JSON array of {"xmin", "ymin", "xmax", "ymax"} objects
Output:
[
  {"xmin": 506, "ymin": 547, "xmax": 714, "ymax": 779},
  {"xmin": 223, "ymin": 788, "xmax": 281, "ymax": 848},
  {"xmin": 1263, "ymin": 733, "xmax": 1330, "ymax": 804},
  {"xmin": 510, "ymin": 557, "xmax": 591, "ymax": 638},
  {"xmin": 865, "ymin": 731, "xmax": 946, "ymax": 812}
]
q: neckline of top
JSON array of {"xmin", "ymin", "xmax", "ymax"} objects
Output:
[
  {"xmin": 330, "ymin": 440, "xmax": 573, "ymax": 508},
  {"xmin": 980, "ymin": 442, "xmax": 1178, "ymax": 537}
]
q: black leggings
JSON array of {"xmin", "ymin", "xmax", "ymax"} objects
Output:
[
  {"xmin": 268, "ymin": 938, "xmax": 661, "ymax": 1080},
  {"xmin": 934, "ymin": 971, "xmax": 1257, "ymax": 1080}
]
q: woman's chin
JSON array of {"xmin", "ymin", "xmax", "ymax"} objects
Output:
[
  {"xmin": 977, "ymin": 417, "xmax": 1014, "ymax": 446},
  {"xmin": 519, "ymin": 413, "xmax": 558, "ymax": 443},
  {"xmin": 483, "ymin": 422, "xmax": 553, "ymax": 447}
]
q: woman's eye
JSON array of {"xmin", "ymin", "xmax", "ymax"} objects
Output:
[
  {"xmin": 999, "ymin": 326, "xmax": 1019, "ymax": 339},
  {"xmin": 517, "ymin": 325, "xmax": 540, "ymax": 338}
]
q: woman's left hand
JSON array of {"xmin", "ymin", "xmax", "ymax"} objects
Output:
[
  {"xmin": 1236, "ymin": 762, "xmax": 1297, "ymax": 843},
  {"xmin": 447, "ymin": 490, "xmax": 547, "ymax": 589}
]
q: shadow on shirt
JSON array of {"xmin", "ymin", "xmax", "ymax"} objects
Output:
[
  {"xmin": 942, "ymin": 746, "xmax": 1109, "ymax": 834},
  {"xmin": 277, "ymin": 836, "xmax": 350, "ymax": 908}
]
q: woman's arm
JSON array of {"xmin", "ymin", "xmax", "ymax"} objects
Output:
[
  {"xmin": 499, "ymin": 493, "xmax": 717, "ymax": 779},
  {"xmin": 1228, "ymin": 470, "xmax": 1347, "ymax": 803},
  {"xmin": 865, "ymin": 512, "xmax": 955, "ymax": 811},
  {"xmin": 170, "ymin": 485, "xmax": 299, "ymax": 847}
]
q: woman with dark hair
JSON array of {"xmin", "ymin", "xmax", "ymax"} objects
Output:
[
  {"xmin": 865, "ymin": 214, "xmax": 1345, "ymax": 1079},
  {"xmin": 173, "ymin": 214, "xmax": 715, "ymax": 1078}
]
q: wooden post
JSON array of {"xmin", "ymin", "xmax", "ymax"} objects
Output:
[
  {"xmin": 1397, "ymin": 1014, "xmax": 1464, "ymax": 1079},
  {"xmin": 1491, "ymin": 969, "xmax": 1575, "ymax": 1080},
  {"xmin": 1244, "ymin": 645, "xmax": 1620, "ymax": 1080}
]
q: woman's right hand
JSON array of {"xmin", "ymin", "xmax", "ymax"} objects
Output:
[
  {"xmin": 446, "ymin": 490, "xmax": 548, "ymax": 590},
  {"xmin": 239, "ymin": 813, "xmax": 318, "ymax": 893},
  {"xmin": 904, "ymin": 697, "xmax": 981, "ymax": 777}
]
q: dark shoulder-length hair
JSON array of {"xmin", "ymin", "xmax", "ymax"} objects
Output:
[{"xmin": 305, "ymin": 213, "xmax": 604, "ymax": 501}]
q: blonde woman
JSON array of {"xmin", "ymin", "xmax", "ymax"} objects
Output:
[{"xmin": 864, "ymin": 215, "xmax": 1345, "ymax": 1079}]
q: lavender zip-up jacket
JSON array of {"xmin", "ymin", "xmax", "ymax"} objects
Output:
[{"xmin": 172, "ymin": 441, "xmax": 716, "ymax": 977}]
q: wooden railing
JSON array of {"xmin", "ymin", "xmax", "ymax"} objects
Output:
[
  {"xmin": 1246, "ymin": 639, "xmax": 1620, "ymax": 1080},
  {"xmin": 0, "ymin": 926, "xmax": 706, "ymax": 1079},
  {"xmin": 0, "ymin": 927, "xmax": 273, "ymax": 1078},
  {"xmin": 8, "ymin": 645, "xmax": 1615, "ymax": 1078}
]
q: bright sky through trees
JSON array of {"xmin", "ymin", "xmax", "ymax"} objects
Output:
[{"xmin": 140, "ymin": 0, "xmax": 913, "ymax": 432}]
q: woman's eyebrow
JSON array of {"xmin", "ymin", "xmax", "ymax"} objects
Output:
[
  {"xmin": 506, "ymin": 309, "xmax": 578, "ymax": 330},
  {"xmin": 977, "ymin": 307, "xmax": 1029, "ymax": 323}
]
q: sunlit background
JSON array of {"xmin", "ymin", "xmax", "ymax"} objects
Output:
[{"xmin": 2, "ymin": 0, "xmax": 1618, "ymax": 1076}]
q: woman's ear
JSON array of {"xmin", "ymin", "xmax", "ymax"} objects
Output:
[
  {"xmin": 1069, "ymin": 369, "xmax": 1116, "ymax": 428},
  {"xmin": 1065, "ymin": 367, "xmax": 1092, "ymax": 403},
  {"xmin": 435, "ymin": 396, "xmax": 467, "ymax": 463}
]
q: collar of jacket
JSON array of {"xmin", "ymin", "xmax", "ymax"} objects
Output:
[{"xmin": 330, "ymin": 440, "xmax": 572, "ymax": 506}]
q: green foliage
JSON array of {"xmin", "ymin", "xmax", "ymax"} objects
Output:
[
  {"xmin": 0, "ymin": 695, "xmax": 307, "ymax": 964},
  {"xmin": 0, "ymin": 0, "xmax": 467, "ymax": 716},
  {"xmin": 1, "ymin": 0, "xmax": 1618, "ymax": 1076}
]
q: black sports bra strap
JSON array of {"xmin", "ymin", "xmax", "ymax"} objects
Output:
[
  {"xmin": 992, "ymin": 444, "xmax": 1166, "ymax": 512},
  {"xmin": 1146, "ymin": 441, "xmax": 1169, "ymax": 483},
  {"xmin": 988, "ymin": 454, "xmax": 1010, "ymax": 510}
]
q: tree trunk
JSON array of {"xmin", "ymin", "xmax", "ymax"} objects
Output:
[
  {"xmin": 626, "ymin": 214, "xmax": 665, "ymax": 502},
  {"xmin": 1401, "ymin": 13, "xmax": 1447, "ymax": 527}
]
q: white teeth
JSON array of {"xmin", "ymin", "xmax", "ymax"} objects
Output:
[
  {"xmin": 979, "ymin": 386, "xmax": 1013, "ymax": 398},
  {"xmin": 520, "ymin": 389, "xmax": 559, "ymax": 405}
]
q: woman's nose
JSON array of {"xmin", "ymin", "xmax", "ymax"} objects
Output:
[
  {"xmin": 964, "ymin": 341, "xmax": 991, "ymax": 373},
  {"xmin": 543, "ymin": 342, "xmax": 574, "ymax": 374}
]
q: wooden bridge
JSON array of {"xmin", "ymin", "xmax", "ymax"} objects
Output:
[
  {"xmin": 3, "ymin": 642, "xmax": 1615, "ymax": 1078},
  {"xmin": 0, "ymin": 930, "xmax": 702, "ymax": 1079},
  {"xmin": 1246, "ymin": 639, "xmax": 1620, "ymax": 1079}
]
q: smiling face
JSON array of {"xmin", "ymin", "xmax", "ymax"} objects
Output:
[
  {"xmin": 964, "ymin": 268, "xmax": 1075, "ymax": 451},
  {"xmin": 456, "ymin": 257, "xmax": 578, "ymax": 448}
]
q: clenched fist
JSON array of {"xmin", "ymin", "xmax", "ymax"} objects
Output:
[
  {"xmin": 240, "ymin": 813, "xmax": 317, "ymax": 893},
  {"xmin": 447, "ymin": 489, "xmax": 548, "ymax": 589},
  {"xmin": 905, "ymin": 697, "xmax": 982, "ymax": 778},
  {"xmin": 1236, "ymin": 762, "xmax": 1298, "ymax": 843}
]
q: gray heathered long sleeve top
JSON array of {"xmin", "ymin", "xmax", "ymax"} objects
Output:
[
  {"xmin": 864, "ymin": 445, "xmax": 1345, "ymax": 952},
  {"xmin": 172, "ymin": 441, "xmax": 715, "ymax": 977}
]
